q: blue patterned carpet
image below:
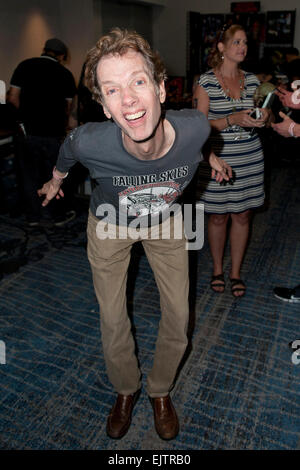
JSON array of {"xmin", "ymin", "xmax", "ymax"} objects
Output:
[{"xmin": 0, "ymin": 165, "xmax": 299, "ymax": 450}]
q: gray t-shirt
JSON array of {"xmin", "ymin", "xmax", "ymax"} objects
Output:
[{"xmin": 56, "ymin": 109, "xmax": 210, "ymax": 225}]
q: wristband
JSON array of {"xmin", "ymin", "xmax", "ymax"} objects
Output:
[
  {"xmin": 53, "ymin": 166, "xmax": 68, "ymax": 180},
  {"xmin": 288, "ymin": 121, "xmax": 297, "ymax": 138}
]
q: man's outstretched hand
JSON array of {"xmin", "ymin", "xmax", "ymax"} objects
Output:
[
  {"xmin": 37, "ymin": 179, "xmax": 64, "ymax": 207},
  {"xmin": 208, "ymin": 152, "xmax": 233, "ymax": 183}
]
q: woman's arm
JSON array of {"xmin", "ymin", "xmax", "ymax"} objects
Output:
[
  {"xmin": 193, "ymin": 85, "xmax": 232, "ymax": 131},
  {"xmin": 193, "ymin": 85, "xmax": 267, "ymax": 131}
]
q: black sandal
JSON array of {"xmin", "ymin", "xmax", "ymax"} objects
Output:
[
  {"xmin": 210, "ymin": 273, "xmax": 225, "ymax": 293},
  {"xmin": 230, "ymin": 278, "xmax": 246, "ymax": 298}
]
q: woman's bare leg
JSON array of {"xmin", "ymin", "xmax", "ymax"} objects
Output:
[
  {"xmin": 229, "ymin": 210, "xmax": 252, "ymax": 296},
  {"xmin": 208, "ymin": 213, "xmax": 230, "ymax": 292}
]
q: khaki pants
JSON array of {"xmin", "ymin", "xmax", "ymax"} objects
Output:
[{"xmin": 87, "ymin": 211, "xmax": 190, "ymax": 398}]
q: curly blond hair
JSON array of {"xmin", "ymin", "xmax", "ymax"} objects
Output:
[
  {"xmin": 85, "ymin": 27, "xmax": 167, "ymax": 104},
  {"xmin": 208, "ymin": 24, "xmax": 246, "ymax": 69}
]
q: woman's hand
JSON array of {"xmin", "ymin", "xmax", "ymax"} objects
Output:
[
  {"xmin": 230, "ymin": 109, "xmax": 266, "ymax": 128},
  {"xmin": 37, "ymin": 179, "xmax": 65, "ymax": 207},
  {"xmin": 259, "ymin": 108, "xmax": 271, "ymax": 125},
  {"xmin": 208, "ymin": 152, "xmax": 233, "ymax": 182}
]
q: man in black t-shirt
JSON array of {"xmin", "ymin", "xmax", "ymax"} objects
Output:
[
  {"xmin": 8, "ymin": 38, "xmax": 77, "ymax": 226},
  {"xmin": 284, "ymin": 47, "xmax": 300, "ymax": 84}
]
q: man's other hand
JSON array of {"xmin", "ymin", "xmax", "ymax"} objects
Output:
[{"xmin": 37, "ymin": 179, "xmax": 65, "ymax": 207}]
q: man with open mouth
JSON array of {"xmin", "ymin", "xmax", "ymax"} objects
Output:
[{"xmin": 38, "ymin": 28, "xmax": 231, "ymax": 441}]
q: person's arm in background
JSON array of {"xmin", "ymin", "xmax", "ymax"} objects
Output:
[
  {"xmin": 66, "ymin": 96, "xmax": 78, "ymax": 131},
  {"xmin": 63, "ymin": 64, "xmax": 78, "ymax": 132},
  {"xmin": 271, "ymin": 111, "xmax": 300, "ymax": 138},
  {"xmin": 272, "ymin": 85, "xmax": 300, "ymax": 137},
  {"xmin": 7, "ymin": 86, "xmax": 20, "ymax": 109},
  {"xmin": 7, "ymin": 61, "xmax": 24, "ymax": 109},
  {"xmin": 276, "ymin": 87, "xmax": 300, "ymax": 109}
]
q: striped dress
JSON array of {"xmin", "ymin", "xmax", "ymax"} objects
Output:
[{"xmin": 197, "ymin": 69, "xmax": 265, "ymax": 214}]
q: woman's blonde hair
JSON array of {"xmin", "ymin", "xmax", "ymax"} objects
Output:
[
  {"xmin": 207, "ymin": 24, "xmax": 246, "ymax": 69},
  {"xmin": 85, "ymin": 27, "xmax": 167, "ymax": 104}
]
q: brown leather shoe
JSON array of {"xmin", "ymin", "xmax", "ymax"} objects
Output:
[
  {"xmin": 106, "ymin": 390, "xmax": 140, "ymax": 439},
  {"xmin": 150, "ymin": 395, "xmax": 179, "ymax": 440}
]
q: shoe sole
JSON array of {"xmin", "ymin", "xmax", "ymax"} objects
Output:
[{"xmin": 274, "ymin": 294, "xmax": 300, "ymax": 304}]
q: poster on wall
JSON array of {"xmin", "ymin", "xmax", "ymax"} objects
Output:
[{"xmin": 265, "ymin": 11, "xmax": 295, "ymax": 44}]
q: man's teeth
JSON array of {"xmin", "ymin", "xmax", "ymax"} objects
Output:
[{"xmin": 125, "ymin": 111, "xmax": 145, "ymax": 121}]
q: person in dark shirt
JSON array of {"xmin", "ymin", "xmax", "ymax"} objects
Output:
[
  {"xmin": 284, "ymin": 47, "xmax": 300, "ymax": 83},
  {"xmin": 77, "ymin": 62, "xmax": 107, "ymax": 125},
  {"xmin": 7, "ymin": 38, "xmax": 77, "ymax": 226}
]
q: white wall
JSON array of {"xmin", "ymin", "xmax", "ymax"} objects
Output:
[
  {"xmin": 0, "ymin": 0, "xmax": 96, "ymax": 88},
  {"xmin": 0, "ymin": 0, "xmax": 299, "ymax": 88},
  {"xmin": 58, "ymin": 0, "xmax": 96, "ymax": 82},
  {"xmin": 0, "ymin": 0, "xmax": 58, "ymax": 87},
  {"xmin": 152, "ymin": 0, "xmax": 300, "ymax": 76}
]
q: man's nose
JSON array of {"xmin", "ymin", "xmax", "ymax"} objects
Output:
[{"xmin": 121, "ymin": 87, "xmax": 137, "ymax": 107}]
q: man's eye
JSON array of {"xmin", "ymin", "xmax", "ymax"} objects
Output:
[
  {"xmin": 135, "ymin": 79, "xmax": 145, "ymax": 85},
  {"xmin": 107, "ymin": 88, "xmax": 117, "ymax": 95}
]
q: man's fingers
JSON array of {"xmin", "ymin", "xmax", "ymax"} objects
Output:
[
  {"xmin": 278, "ymin": 111, "xmax": 288, "ymax": 119},
  {"xmin": 225, "ymin": 164, "xmax": 232, "ymax": 178},
  {"xmin": 42, "ymin": 197, "xmax": 50, "ymax": 207},
  {"xmin": 55, "ymin": 188, "xmax": 65, "ymax": 200},
  {"xmin": 216, "ymin": 167, "xmax": 230, "ymax": 181}
]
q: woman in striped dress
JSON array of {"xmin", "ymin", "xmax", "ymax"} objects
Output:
[{"xmin": 193, "ymin": 24, "xmax": 270, "ymax": 297}]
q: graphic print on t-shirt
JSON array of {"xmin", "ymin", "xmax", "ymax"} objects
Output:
[
  {"xmin": 119, "ymin": 182, "xmax": 180, "ymax": 217},
  {"xmin": 112, "ymin": 165, "xmax": 189, "ymax": 217}
]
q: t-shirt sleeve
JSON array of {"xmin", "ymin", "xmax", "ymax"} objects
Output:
[
  {"xmin": 56, "ymin": 127, "xmax": 80, "ymax": 172},
  {"xmin": 180, "ymin": 109, "xmax": 210, "ymax": 162},
  {"xmin": 194, "ymin": 109, "xmax": 211, "ymax": 143}
]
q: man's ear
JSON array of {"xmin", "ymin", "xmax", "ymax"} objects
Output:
[
  {"xmin": 159, "ymin": 81, "xmax": 166, "ymax": 104},
  {"xmin": 101, "ymin": 102, "xmax": 111, "ymax": 120}
]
